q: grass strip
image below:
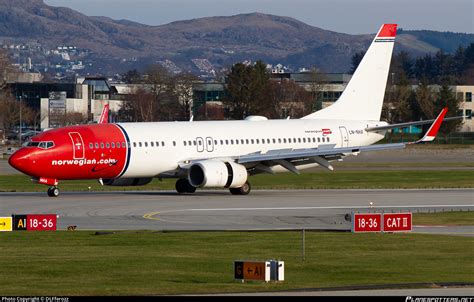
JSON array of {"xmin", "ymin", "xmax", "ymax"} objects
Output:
[
  {"xmin": 0, "ymin": 170, "xmax": 473, "ymax": 192},
  {"xmin": 0, "ymin": 231, "xmax": 472, "ymax": 295}
]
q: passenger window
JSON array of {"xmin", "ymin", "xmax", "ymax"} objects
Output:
[
  {"xmin": 225, "ymin": 140, "xmax": 229, "ymax": 145},
  {"xmin": 139, "ymin": 142, "xmax": 142, "ymax": 147},
  {"xmin": 89, "ymin": 143, "xmax": 93, "ymax": 149},
  {"xmin": 122, "ymin": 142, "xmax": 127, "ymax": 148},
  {"xmin": 272, "ymin": 139, "xmax": 276, "ymax": 143},
  {"xmin": 156, "ymin": 141, "xmax": 159, "ymax": 147},
  {"xmin": 145, "ymin": 142, "xmax": 148, "ymax": 147},
  {"xmin": 241, "ymin": 139, "xmax": 244, "ymax": 144},
  {"xmin": 293, "ymin": 138, "xmax": 297, "ymax": 143},
  {"xmin": 302, "ymin": 138, "xmax": 306, "ymax": 143},
  {"xmin": 278, "ymin": 138, "xmax": 281, "ymax": 143},
  {"xmin": 189, "ymin": 141, "xmax": 192, "ymax": 146},
  {"xmin": 95, "ymin": 143, "xmax": 99, "ymax": 149},
  {"xmin": 183, "ymin": 141, "xmax": 187, "ymax": 146},
  {"xmin": 283, "ymin": 138, "xmax": 287, "ymax": 143},
  {"xmin": 111, "ymin": 142, "xmax": 115, "ymax": 148},
  {"xmin": 318, "ymin": 137, "xmax": 321, "ymax": 143},
  {"xmin": 235, "ymin": 140, "xmax": 239, "ymax": 145},
  {"xmin": 173, "ymin": 141, "xmax": 176, "ymax": 146},
  {"xmin": 256, "ymin": 139, "xmax": 259, "ymax": 144},
  {"xmin": 251, "ymin": 139, "xmax": 254, "ymax": 144},
  {"xmin": 220, "ymin": 140, "xmax": 224, "ymax": 145},
  {"xmin": 312, "ymin": 137, "xmax": 316, "ymax": 143},
  {"xmin": 100, "ymin": 143, "xmax": 105, "ymax": 149},
  {"xmin": 297, "ymin": 138, "xmax": 301, "ymax": 143},
  {"xmin": 267, "ymin": 139, "xmax": 270, "ymax": 144},
  {"xmin": 193, "ymin": 141, "xmax": 196, "ymax": 146},
  {"xmin": 106, "ymin": 143, "xmax": 110, "ymax": 148},
  {"xmin": 150, "ymin": 142, "xmax": 154, "ymax": 147},
  {"xmin": 214, "ymin": 140, "xmax": 218, "ymax": 145},
  {"xmin": 162, "ymin": 142, "xmax": 165, "ymax": 147},
  {"xmin": 231, "ymin": 139, "xmax": 234, "ymax": 145},
  {"xmin": 327, "ymin": 137, "xmax": 330, "ymax": 142},
  {"xmin": 261, "ymin": 139, "xmax": 265, "ymax": 144}
]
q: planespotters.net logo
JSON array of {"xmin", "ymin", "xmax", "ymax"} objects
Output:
[
  {"xmin": 51, "ymin": 158, "xmax": 117, "ymax": 167},
  {"xmin": 406, "ymin": 297, "xmax": 474, "ymax": 302}
]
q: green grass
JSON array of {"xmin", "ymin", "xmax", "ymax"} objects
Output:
[
  {"xmin": 0, "ymin": 170, "xmax": 472, "ymax": 192},
  {"xmin": 414, "ymin": 211, "xmax": 474, "ymax": 226},
  {"xmin": 0, "ymin": 231, "xmax": 472, "ymax": 295}
]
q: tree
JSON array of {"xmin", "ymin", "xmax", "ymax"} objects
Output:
[
  {"xmin": 121, "ymin": 69, "xmax": 142, "ymax": 84},
  {"xmin": 223, "ymin": 61, "xmax": 270, "ymax": 120},
  {"xmin": 349, "ymin": 51, "xmax": 365, "ymax": 74},
  {"xmin": 266, "ymin": 79, "xmax": 313, "ymax": 119},
  {"xmin": 48, "ymin": 110, "xmax": 88, "ymax": 128},
  {"xmin": 170, "ymin": 72, "xmax": 197, "ymax": 121},
  {"xmin": 0, "ymin": 49, "xmax": 15, "ymax": 92},
  {"xmin": 435, "ymin": 83, "xmax": 462, "ymax": 140}
]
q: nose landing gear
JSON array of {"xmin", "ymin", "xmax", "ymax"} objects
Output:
[{"xmin": 47, "ymin": 186, "xmax": 60, "ymax": 197}]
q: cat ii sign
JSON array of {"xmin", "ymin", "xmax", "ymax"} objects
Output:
[{"xmin": 352, "ymin": 213, "xmax": 412, "ymax": 233}]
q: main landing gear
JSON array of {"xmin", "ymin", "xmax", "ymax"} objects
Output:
[
  {"xmin": 47, "ymin": 186, "xmax": 60, "ymax": 197},
  {"xmin": 229, "ymin": 181, "xmax": 251, "ymax": 195},
  {"xmin": 174, "ymin": 179, "xmax": 252, "ymax": 195},
  {"xmin": 175, "ymin": 178, "xmax": 196, "ymax": 194}
]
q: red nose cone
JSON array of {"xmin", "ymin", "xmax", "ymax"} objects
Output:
[{"xmin": 8, "ymin": 148, "xmax": 34, "ymax": 176}]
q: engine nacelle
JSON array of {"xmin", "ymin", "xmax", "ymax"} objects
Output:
[
  {"xmin": 188, "ymin": 160, "xmax": 247, "ymax": 188},
  {"xmin": 103, "ymin": 177, "xmax": 152, "ymax": 186}
]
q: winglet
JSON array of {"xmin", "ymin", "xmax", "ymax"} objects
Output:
[
  {"xmin": 415, "ymin": 107, "xmax": 448, "ymax": 143},
  {"xmin": 99, "ymin": 104, "xmax": 109, "ymax": 124}
]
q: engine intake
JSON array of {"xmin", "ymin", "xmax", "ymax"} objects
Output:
[
  {"xmin": 103, "ymin": 177, "xmax": 152, "ymax": 186},
  {"xmin": 188, "ymin": 160, "xmax": 247, "ymax": 188}
]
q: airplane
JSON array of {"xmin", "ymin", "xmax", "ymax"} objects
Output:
[{"xmin": 8, "ymin": 24, "xmax": 451, "ymax": 197}]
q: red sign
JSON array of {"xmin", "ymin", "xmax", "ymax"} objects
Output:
[
  {"xmin": 27, "ymin": 214, "xmax": 57, "ymax": 231},
  {"xmin": 383, "ymin": 213, "xmax": 412, "ymax": 232},
  {"xmin": 353, "ymin": 213, "xmax": 382, "ymax": 232}
]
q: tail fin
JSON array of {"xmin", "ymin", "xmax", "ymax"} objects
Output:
[
  {"xmin": 99, "ymin": 104, "xmax": 109, "ymax": 124},
  {"xmin": 302, "ymin": 24, "xmax": 397, "ymax": 121}
]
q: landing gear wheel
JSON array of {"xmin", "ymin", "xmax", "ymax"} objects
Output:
[
  {"xmin": 229, "ymin": 181, "xmax": 251, "ymax": 195},
  {"xmin": 47, "ymin": 186, "xmax": 60, "ymax": 197},
  {"xmin": 175, "ymin": 178, "xmax": 196, "ymax": 194}
]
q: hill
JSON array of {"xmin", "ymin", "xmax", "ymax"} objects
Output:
[{"xmin": 0, "ymin": 0, "xmax": 472, "ymax": 75}]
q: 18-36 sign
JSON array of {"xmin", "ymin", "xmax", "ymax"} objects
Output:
[
  {"xmin": 12, "ymin": 214, "xmax": 57, "ymax": 231},
  {"xmin": 352, "ymin": 213, "xmax": 382, "ymax": 232}
]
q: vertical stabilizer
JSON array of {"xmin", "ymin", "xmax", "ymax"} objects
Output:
[
  {"xmin": 99, "ymin": 104, "xmax": 109, "ymax": 124},
  {"xmin": 302, "ymin": 24, "xmax": 397, "ymax": 121}
]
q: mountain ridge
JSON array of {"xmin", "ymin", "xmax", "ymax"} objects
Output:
[{"xmin": 0, "ymin": 0, "xmax": 472, "ymax": 75}]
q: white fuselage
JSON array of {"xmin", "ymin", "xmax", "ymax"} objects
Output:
[{"xmin": 119, "ymin": 118, "xmax": 387, "ymax": 178}]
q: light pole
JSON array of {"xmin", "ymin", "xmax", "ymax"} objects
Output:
[{"xmin": 19, "ymin": 94, "xmax": 22, "ymax": 145}]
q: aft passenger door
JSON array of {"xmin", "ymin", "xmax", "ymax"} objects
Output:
[{"xmin": 339, "ymin": 126, "xmax": 349, "ymax": 147}]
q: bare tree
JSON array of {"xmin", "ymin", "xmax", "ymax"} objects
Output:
[
  {"xmin": 170, "ymin": 72, "xmax": 197, "ymax": 120},
  {"xmin": 48, "ymin": 110, "xmax": 88, "ymax": 128}
]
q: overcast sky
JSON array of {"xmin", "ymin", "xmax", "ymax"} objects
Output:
[{"xmin": 44, "ymin": 0, "xmax": 473, "ymax": 34}]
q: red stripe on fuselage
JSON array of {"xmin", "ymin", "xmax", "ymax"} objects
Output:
[{"xmin": 13, "ymin": 124, "xmax": 127, "ymax": 180}]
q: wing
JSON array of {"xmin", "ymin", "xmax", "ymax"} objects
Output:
[{"xmin": 163, "ymin": 108, "xmax": 447, "ymax": 178}]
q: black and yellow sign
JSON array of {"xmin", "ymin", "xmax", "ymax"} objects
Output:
[
  {"xmin": 234, "ymin": 261, "xmax": 268, "ymax": 281},
  {"xmin": 0, "ymin": 217, "xmax": 12, "ymax": 231},
  {"xmin": 12, "ymin": 215, "xmax": 27, "ymax": 231}
]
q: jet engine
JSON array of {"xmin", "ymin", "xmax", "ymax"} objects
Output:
[
  {"xmin": 103, "ymin": 177, "xmax": 153, "ymax": 186},
  {"xmin": 188, "ymin": 160, "xmax": 247, "ymax": 188}
]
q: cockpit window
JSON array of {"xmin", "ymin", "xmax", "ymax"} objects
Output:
[
  {"xmin": 24, "ymin": 141, "xmax": 40, "ymax": 147},
  {"xmin": 25, "ymin": 141, "xmax": 54, "ymax": 149}
]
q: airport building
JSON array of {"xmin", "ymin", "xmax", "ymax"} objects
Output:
[{"xmin": 8, "ymin": 74, "xmax": 474, "ymax": 133}]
